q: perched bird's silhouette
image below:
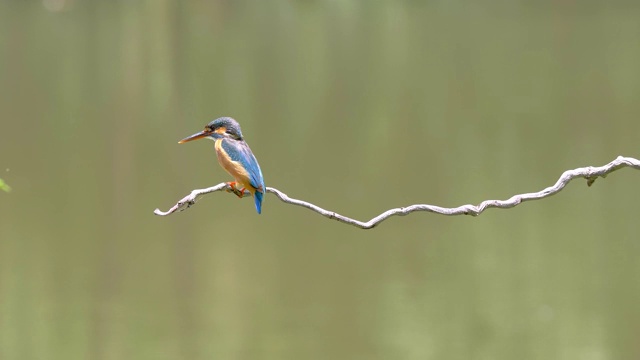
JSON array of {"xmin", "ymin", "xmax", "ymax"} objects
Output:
[{"xmin": 179, "ymin": 117, "xmax": 265, "ymax": 214}]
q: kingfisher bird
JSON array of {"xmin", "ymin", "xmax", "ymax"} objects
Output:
[{"xmin": 178, "ymin": 117, "xmax": 265, "ymax": 214}]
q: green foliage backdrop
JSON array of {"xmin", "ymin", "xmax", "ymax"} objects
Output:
[{"xmin": 1, "ymin": 1, "xmax": 639, "ymax": 360}]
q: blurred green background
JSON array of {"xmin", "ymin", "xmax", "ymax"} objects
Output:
[{"xmin": 1, "ymin": 1, "xmax": 639, "ymax": 359}]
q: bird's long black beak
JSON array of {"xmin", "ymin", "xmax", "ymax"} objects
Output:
[{"xmin": 178, "ymin": 130, "xmax": 211, "ymax": 144}]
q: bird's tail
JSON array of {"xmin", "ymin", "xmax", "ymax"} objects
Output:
[{"xmin": 254, "ymin": 190, "xmax": 263, "ymax": 214}]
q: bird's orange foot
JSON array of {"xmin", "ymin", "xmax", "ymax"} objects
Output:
[
  {"xmin": 235, "ymin": 188, "xmax": 246, "ymax": 199},
  {"xmin": 225, "ymin": 182, "xmax": 245, "ymax": 198}
]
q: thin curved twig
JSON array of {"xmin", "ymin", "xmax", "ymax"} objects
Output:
[{"xmin": 154, "ymin": 155, "xmax": 640, "ymax": 229}]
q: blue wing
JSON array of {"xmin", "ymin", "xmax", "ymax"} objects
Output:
[{"xmin": 220, "ymin": 138, "xmax": 265, "ymax": 191}]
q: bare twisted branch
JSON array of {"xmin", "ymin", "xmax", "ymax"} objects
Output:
[{"xmin": 154, "ymin": 155, "xmax": 640, "ymax": 229}]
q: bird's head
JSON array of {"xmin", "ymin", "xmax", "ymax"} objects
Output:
[{"xmin": 178, "ymin": 117, "xmax": 244, "ymax": 144}]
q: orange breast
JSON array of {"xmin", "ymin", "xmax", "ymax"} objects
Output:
[{"xmin": 214, "ymin": 139, "xmax": 255, "ymax": 192}]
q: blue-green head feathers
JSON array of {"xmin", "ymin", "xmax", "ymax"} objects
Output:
[{"xmin": 205, "ymin": 117, "xmax": 243, "ymax": 140}]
